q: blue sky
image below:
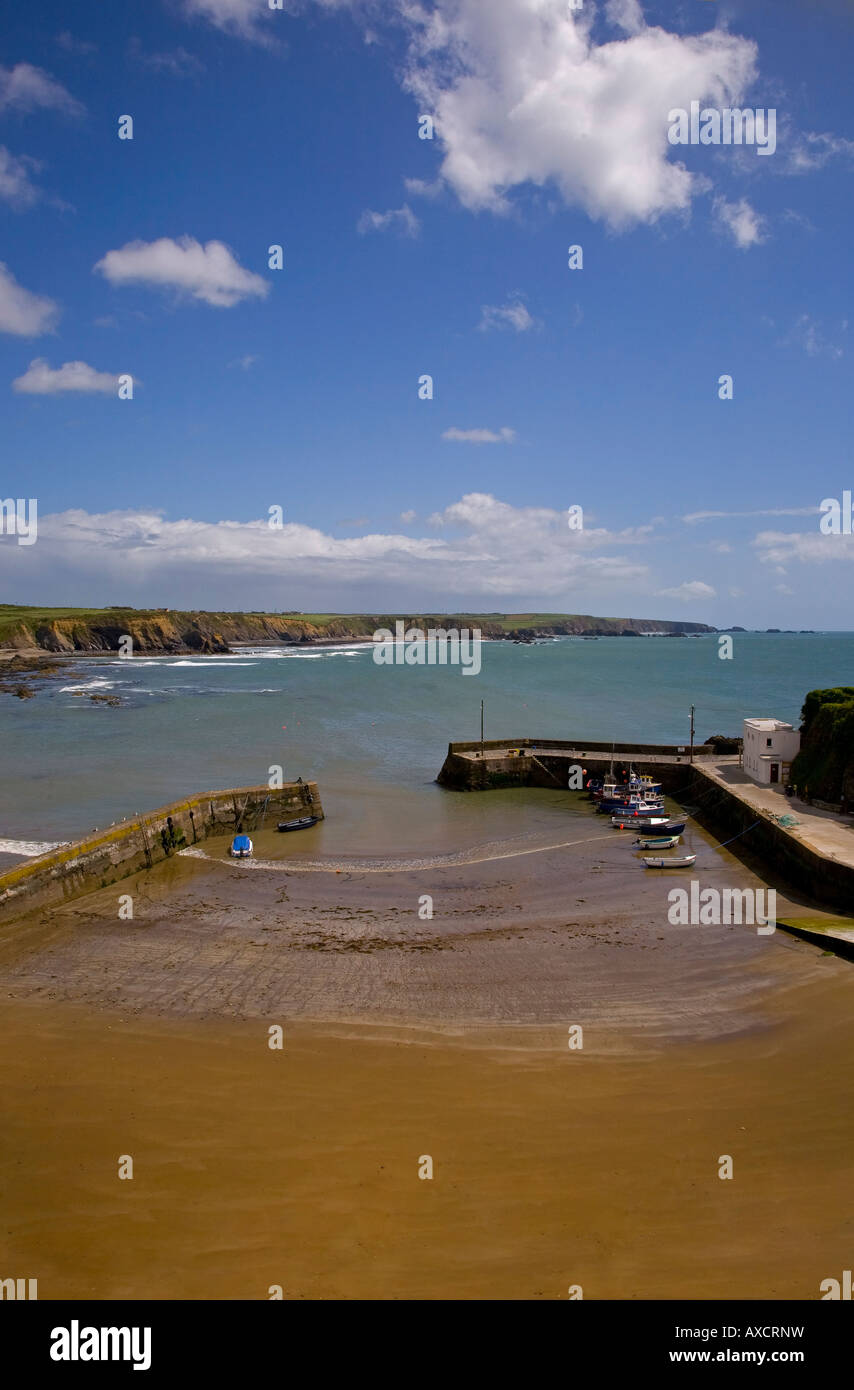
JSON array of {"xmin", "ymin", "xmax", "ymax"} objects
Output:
[{"xmin": 1, "ymin": 0, "xmax": 852, "ymax": 624}]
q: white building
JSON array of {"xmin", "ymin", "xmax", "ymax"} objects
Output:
[{"xmin": 742, "ymin": 718, "xmax": 801, "ymax": 785}]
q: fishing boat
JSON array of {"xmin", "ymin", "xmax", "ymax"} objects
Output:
[
  {"xmin": 634, "ymin": 834, "xmax": 680, "ymax": 849},
  {"xmin": 611, "ymin": 814, "xmax": 670, "ymax": 828},
  {"xmin": 276, "ymin": 815, "xmax": 319, "ymax": 833},
  {"xmin": 598, "ymin": 795, "xmax": 664, "ymax": 811},
  {"xmin": 598, "ymin": 792, "xmax": 664, "ymax": 813},
  {"xmin": 600, "ymin": 798, "xmax": 665, "ymax": 814},
  {"xmin": 636, "ymin": 820, "xmax": 686, "ymax": 836},
  {"xmin": 643, "ymin": 854, "xmax": 696, "ymax": 869},
  {"xmin": 230, "ymin": 834, "xmax": 253, "ymax": 858},
  {"xmin": 594, "ymin": 773, "xmax": 663, "ymax": 803}
]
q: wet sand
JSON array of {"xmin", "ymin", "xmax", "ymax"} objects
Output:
[
  {"xmin": 0, "ymin": 812, "xmax": 830, "ymax": 1037},
  {"xmin": 1, "ymin": 981, "xmax": 853, "ymax": 1300},
  {"xmin": 1, "ymin": 798, "xmax": 852, "ymax": 1299}
]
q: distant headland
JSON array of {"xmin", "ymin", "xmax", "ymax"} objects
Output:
[{"xmin": 0, "ymin": 606, "xmax": 717, "ymax": 655}]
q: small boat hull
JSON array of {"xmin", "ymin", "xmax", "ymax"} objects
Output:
[
  {"xmin": 276, "ymin": 816, "xmax": 319, "ymax": 833},
  {"xmin": 643, "ymin": 854, "xmax": 696, "ymax": 869},
  {"xmin": 634, "ymin": 835, "xmax": 680, "ymax": 848},
  {"xmin": 612, "ymin": 815, "xmax": 669, "ymax": 828},
  {"xmin": 636, "ymin": 820, "xmax": 686, "ymax": 836},
  {"xmin": 230, "ymin": 835, "xmax": 253, "ymax": 858}
]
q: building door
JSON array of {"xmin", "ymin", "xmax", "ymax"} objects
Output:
[{"xmin": 770, "ymin": 763, "xmax": 780, "ymax": 783}]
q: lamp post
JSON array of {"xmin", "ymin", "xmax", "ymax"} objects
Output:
[
  {"xmin": 480, "ymin": 699, "xmax": 485, "ymax": 759},
  {"xmin": 689, "ymin": 704, "xmax": 695, "ymax": 764}
]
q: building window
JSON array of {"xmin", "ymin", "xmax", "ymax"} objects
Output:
[{"xmin": 766, "ymin": 738, "xmax": 772, "ymax": 747}]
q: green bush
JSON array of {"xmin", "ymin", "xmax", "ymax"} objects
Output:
[{"xmin": 792, "ymin": 689, "xmax": 854, "ymax": 802}]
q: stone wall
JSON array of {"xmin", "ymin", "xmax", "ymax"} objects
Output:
[
  {"xmin": 0, "ymin": 782, "xmax": 322, "ymax": 924},
  {"xmin": 437, "ymin": 743, "xmax": 854, "ymax": 911},
  {"xmin": 437, "ymin": 741, "xmax": 710, "ymax": 792}
]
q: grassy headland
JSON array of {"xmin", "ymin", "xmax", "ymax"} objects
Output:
[{"xmin": 0, "ymin": 605, "xmax": 715, "ymax": 655}]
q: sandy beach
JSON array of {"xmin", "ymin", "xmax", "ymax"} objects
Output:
[
  {"xmin": 1, "ymin": 975, "xmax": 853, "ymax": 1301},
  {"xmin": 1, "ymin": 802, "xmax": 853, "ymax": 1300},
  {"xmin": 0, "ymin": 810, "xmax": 829, "ymax": 1036}
]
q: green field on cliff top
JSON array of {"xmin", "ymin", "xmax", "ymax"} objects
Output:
[
  {"xmin": 0, "ymin": 605, "xmax": 693, "ymax": 639},
  {"xmin": 0, "ymin": 608, "xmax": 717, "ymax": 650}
]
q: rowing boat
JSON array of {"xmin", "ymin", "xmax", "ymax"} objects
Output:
[{"xmin": 276, "ymin": 816, "xmax": 319, "ymax": 833}]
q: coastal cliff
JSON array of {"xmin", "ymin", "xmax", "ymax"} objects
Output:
[{"xmin": 0, "ymin": 606, "xmax": 716, "ymax": 655}]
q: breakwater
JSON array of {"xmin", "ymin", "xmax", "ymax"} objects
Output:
[
  {"xmin": 437, "ymin": 738, "xmax": 707, "ymax": 792},
  {"xmin": 0, "ymin": 782, "xmax": 322, "ymax": 924},
  {"xmin": 438, "ymin": 740, "xmax": 854, "ymax": 913}
]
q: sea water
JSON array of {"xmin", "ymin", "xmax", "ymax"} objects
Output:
[{"xmin": 1, "ymin": 633, "xmax": 852, "ymax": 858}]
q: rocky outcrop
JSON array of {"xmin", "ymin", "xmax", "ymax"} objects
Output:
[{"xmin": 704, "ymin": 734, "xmax": 742, "ymax": 754}]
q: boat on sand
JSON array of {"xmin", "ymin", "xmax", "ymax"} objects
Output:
[{"xmin": 276, "ymin": 815, "xmax": 320, "ymax": 833}]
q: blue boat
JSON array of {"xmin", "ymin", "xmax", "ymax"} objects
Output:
[
  {"xmin": 599, "ymin": 797, "xmax": 665, "ymax": 813},
  {"xmin": 636, "ymin": 820, "xmax": 685, "ymax": 836},
  {"xmin": 599, "ymin": 795, "xmax": 665, "ymax": 814},
  {"xmin": 230, "ymin": 834, "xmax": 253, "ymax": 858}
]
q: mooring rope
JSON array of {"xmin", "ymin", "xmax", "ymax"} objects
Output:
[{"xmin": 712, "ymin": 820, "xmax": 761, "ymax": 850}]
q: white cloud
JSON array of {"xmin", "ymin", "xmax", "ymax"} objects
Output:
[
  {"xmin": 171, "ymin": 1, "xmax": 846, "ymax": 248},
  {"xmin": 781, "ymin": 208, "xmax": 816, "ymax": 233},
  {"xmin": 605, "ymin": 0, "xmax": 645, "ymax": 37},
  {"xmin": 12, "ymin": 359, "xmax": 122, "ymax": 395},
  {"xmin": 0, "ymin": 147, "xmax": 41, "ymax": 208},
  {"xmin": 442, "ymin": 426, "xmax": 516, "ymax": 444},
  {"xmin": 356, "ymin": 204, "xmax": 420, "ymax": 236},
  {"xmin": 754, "ymin": 530, "xmax": 854, "ymax": 566},
  {"xmin": 714, "ymin": 196, "xmax": 766, "ymax": 249},
  {"xmin": 400, "ymin": 0, "xmax": 757, "ymax": 228},
  {"xmin": 0, "ymin": 493, "xmax": 653, "ymax": 605},
  {"xmin": 400, "ymin": 509, "xmax": 417, "ymax": 522},
  {"xmin": 0, "ymin": 263, "xmax": 59, "ymax": 336},
  {"xmin": 404, "ymin": 176, "xmax": 443, "ymax": 199},
  {"xmin": 56, "ymin": 32, "xmax": 98, "ymax": 58},
  {"xmin": 127, "ymin": 40, "xmax": 205, "ymax": 77},
  {"xmin": 94, "ymin": 237, "xmax": 269, "ymax": 308},
  {"xmin": 781, "ymin": 314, "xmax": 845, "ymax": 360},
  {"xmin": 787, "ymin": 130, "xmax": 854, "ymax": 173},
  {"xmin": 656, "ymin": 580, "xmax": 716, "ymax": 601},
  {"xmin": 0, "ymin": 62, "xmax": 82, "ymax": 115},
  {"xmin": 683, "ymin": 507, "xmax": 817, "ymax": 523},
  {"xmin": 180, "ymin": 0, "xmax": 281, "ymax": 45},
  {"xmin": 477, "ymin": 296, "xmax": 538, "ymax": 332}
]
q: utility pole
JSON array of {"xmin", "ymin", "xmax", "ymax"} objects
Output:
[
  {"xmin": 689, "ymin": 704, "xmax": 695, "ymax": 764},
  {"xmin": 480, "ymin": 699, "xmax": 485, "ymax": 759}
]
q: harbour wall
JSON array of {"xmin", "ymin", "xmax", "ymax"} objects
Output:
[
  {"xmin": 438, "ymin": 742, "xmax": 854, "ymax": 912},
  {"xmin": 0, "ymin": 782, "xmax": 322, "ymax": 925},
  {"xmin": 437, "ymin": 739, "xmax": 705, "ymax": 793}
]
